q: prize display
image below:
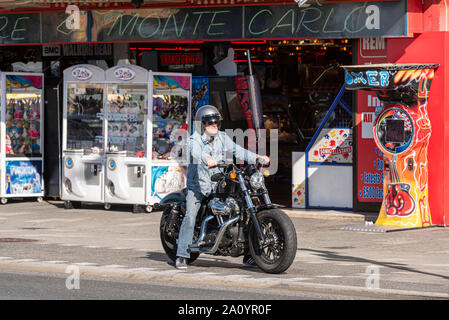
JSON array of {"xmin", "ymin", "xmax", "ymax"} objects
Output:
[
  {"xmin": 61, "ymin": 64, "xmax": 191, "ymax": 211},
  {"xmin": 104, "ymin": 65, "xmax": 149, "ymax": 207},
  {"xmin": 0, "ymin": 72, "xmax": 44, "ymax": 204},
  {"xmin": 150, "ymin": 73, "xmax": 191, "ymax": 204},
  {"xmin": 344, "ymin": 63, "xmax": 439, "ymax": 228}
]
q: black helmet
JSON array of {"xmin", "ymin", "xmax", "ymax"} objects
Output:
[{"xmin": 193, "ymin": 105, "xmax": 222, "ymax": 133}]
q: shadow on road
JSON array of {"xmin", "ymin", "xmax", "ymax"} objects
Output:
[
  {"xmin": 143, "ymin": 251, "xmax": 269, "ymax": 273},
  {"xmin": 302, "ymin": 248, "xmax": 449, "ymax": 281}
]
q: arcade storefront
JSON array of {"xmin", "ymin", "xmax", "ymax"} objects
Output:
[{"xmin": 0, "ymin": 0, "xmax": 448, "ymax": 226}]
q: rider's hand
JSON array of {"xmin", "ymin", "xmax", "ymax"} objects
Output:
[
  {"xmin": 257, "ymin": 155, "xmax": 270, "ymax": 165},
  {"xmin": 205, "ymin": 156, "xmax": 217, "ymax": 168}
]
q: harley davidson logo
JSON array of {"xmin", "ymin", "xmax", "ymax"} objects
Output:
[
  {"xmin": 114, "ymin": 67, "xmax": 136, "ymax": 81},
  {"xmin": 72, "ymin": 67, "xmax": 93, "ymax": 81}
]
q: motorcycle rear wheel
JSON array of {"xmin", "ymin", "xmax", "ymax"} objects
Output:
[
  {"xmin": 248, "ymin": 209, "xmax": 297, "ymax": 274},
  {"xmin": 159, "ymin": 206, "xmax": 200, "ymax": 264}
]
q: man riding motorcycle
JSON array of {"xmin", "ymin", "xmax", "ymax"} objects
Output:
[{"xmin": 175, "ymin": 105, "xmax": 269, "ymax": 269}]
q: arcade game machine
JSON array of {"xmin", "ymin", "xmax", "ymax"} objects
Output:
[
  {"xmin": 149, "ymin": 72, "xmax": 192, "ymax": 206},
  {"xmin": 104, "ymin": 65, "xmax": 150, "ymax": 212},
  {"xmin": 61, "ymin": 65, "xmax": 106, "ymax": 208},
  {"xmin": 343, "ymin": 64, "xmax": 438, "ymax": 228},
  {"xmin": 0, "ymin": 72, "xmax": 44, "ymax": 204}
]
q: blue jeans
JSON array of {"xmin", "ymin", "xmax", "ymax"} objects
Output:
[{"xmin": 176, "ymin": 189, "xmax": 204, "ymax": 259}]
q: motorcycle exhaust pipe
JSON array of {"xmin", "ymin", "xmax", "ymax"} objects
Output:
[
  {"xmin": 198, "ymin": 216, "xmax": 240, "ymax": 254},
  {"xmin": 189, "ymin": 215, "xmax": 215, "ymax": 248}
]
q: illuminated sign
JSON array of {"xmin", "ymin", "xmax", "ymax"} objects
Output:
[{"xmin": 160, "ymin": 53, "xmax": 203, "ymax": 66}]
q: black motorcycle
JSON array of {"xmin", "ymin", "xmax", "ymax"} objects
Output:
[{"xmin": 158, "ymin": 160, "xmax": 297, "ymax": 274}]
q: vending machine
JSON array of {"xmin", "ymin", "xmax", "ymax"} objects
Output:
[
  {"xmin": 149, "ymin": 72, "xmax": 191, "ymax": 205},
  {"xmin": 61, "ymin": 65, "xmax": 106, "ymax": 208},
  {"xmin": 104, "ymin": 65, "xmax": 150, "ymax": 211},
  {"xmin": 344, "ymin": 63, "xmax": 439, "ymax": 228},
  {"xmin": 62, "ymin": 65, "xmax": 192, "ymax": 212},
  {"xmin": 0, "ymin": 72, "xmax": 44, "ymax": 204}
]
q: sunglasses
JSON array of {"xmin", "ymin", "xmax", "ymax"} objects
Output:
[{"xmin": 204, "ymin": 120, "xmax": 219, "ymax": 126}]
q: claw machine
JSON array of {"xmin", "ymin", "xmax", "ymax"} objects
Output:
[
  {"xmin": 62, "ymin": 65, "xmax": 106, "ymax": 208},
  {"xmin": 149, "ymin": 72, "xmax": 191, "ymax": 205},
  {"xmin": 104, "ymin": 65, "xmax": 150, "ymax": 212},
  {"xmin": 0, "ymin": 72, "xmax": 44, "ymax": 204}
]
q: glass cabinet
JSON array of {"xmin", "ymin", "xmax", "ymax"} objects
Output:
[
  {"xmin": 106, "ymin": 83, "xmax": 147, "ymax": 156},
  {"xmin": 66, "ymin": 83, "xmax": 104, "ymax": 153},
  {"xmin": 0, "ymin": 72, "xmax": 44, "ymax": 204}
]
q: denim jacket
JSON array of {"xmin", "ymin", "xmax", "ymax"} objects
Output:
[{"xmin": 187, "ymin": 131, "xmax": 258, "ymax": 196}]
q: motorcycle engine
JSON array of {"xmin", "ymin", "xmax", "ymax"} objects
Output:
[
  {"xmin": 204, "ymin": 230, "xmax": 218, "ymax": 246},
  {"xmin": 209, "ymin": 197, "xmax": 240, "ymax": 216}
]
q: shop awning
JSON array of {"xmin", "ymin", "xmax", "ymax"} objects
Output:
[
  {"xmin": 0, "ymin": 0, "xmax": 408, "ymax": 44},
  {"xmin": 0, "ymin": 0, "xmax": 400, "ymax": 12}
]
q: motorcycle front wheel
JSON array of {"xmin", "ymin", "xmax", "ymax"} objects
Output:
[
  {"xmin": 248, "ymin": 209, "xmax": 297, "ymax": 274},
  {"xmin": 159, "ymin": 205, "xmax": 200, "ymax": 264}
]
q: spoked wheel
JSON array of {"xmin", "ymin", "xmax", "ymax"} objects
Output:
[
  {"xmin": 159, "ymin": 205, "xmax": 199, "ymax": 264},
  {"xmin": 249, "ymin": 209, "xmax": 297, "ymax": 274}
]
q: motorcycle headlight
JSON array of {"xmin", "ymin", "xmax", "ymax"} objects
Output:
[{"xmin": 249, "ymin": 172, "xmax": 264, "ymax": 190}]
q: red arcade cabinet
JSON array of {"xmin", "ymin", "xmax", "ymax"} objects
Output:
[{"xmin": 343, "ymin": 63, "xmax": 438, "ymax": 228}]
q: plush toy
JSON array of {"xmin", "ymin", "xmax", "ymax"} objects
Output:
[
  {"xmin": 18, "ymin": 138, "xmax": 32, "ymax": 154},
  {"xmin": 6, "ymin": 102, "xmax": 14, "ymax": 121},
  {"xmin": 22, "ymin": 121, "xmax": 29, "ymax": 139},
  {"xmin": 6, "ymin": 121, "xmax": 13, "ymax": 136},
  {"xmin": 15, "ymin": 120, "xmax": 24, "ymax": 138},
  {"xmin": 23, "ymin": 100, "xmax": 31, "ymax": 120},
  {"xmin": 5, "ymin": 135, "xmax": 14, "ymax": 155},
  {"xmin": 109, "ymin": 124, "xmax": 120, "ymax": 137},
  {"xmin": 128, "ymin": 123, "xmax": 139, "ymax": 138},
  {"xmin": 30, "ymin": 100, "xmax": 40, "ymax": 120},
  {"xmin": 120, "ymin": 123, "xmax": 129, "ymax": 137},
  {"xmin": 109, "ymin": 99, "xmax": 120, "ymax": 114},
  {"xmin": 130, "ymin": 101, "xmax": 140, "ymax": 114},
  {"xmin": 14, "ymin": 101, "xmax": 23, "ymax": 120},
  {"xmin": 28, "ymin": 122, "xmax": 39, "ymax": 139},
  {"xmin": 31, "ymin": 141, "xmax": 40, "ymax": 155},
  {"xmin": 10, "ymin": 127, "xmax": 19, "ymax": 140}
]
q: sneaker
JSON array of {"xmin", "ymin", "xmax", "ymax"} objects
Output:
[
  {"xmin": 243, "ymin": 255, "xmax": 257, "ymax": 268},
  {"xmin": 175, "ymin": 257, "xmax": 187, "ymax": 270}
]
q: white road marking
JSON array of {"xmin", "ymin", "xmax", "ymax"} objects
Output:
[
  {"xmin": 101, "ymin": 265, "xmax": 127, "ymax": 268},
  {"xmin": 13, "ymin": 259, "xmax": 39, "ymax": 263},
  {"xmin": 24, "ymin": 218, "xmax": 90, "ymax": 223}
]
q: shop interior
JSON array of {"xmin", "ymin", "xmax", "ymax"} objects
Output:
[
  {"xmin": 129, "ymin": 39, "xmax": 354, "ymax": 206},
  {"xmin": 0, "ymin": 39, "xmax": 353, "ymax": 206}
]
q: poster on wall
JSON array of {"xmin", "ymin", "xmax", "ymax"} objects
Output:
[
  {"xmin": 355, "ymin": 38, "xmax": 386, "ymax": 209},
  {"xmin": 192, "ymin": 76, "xmax": 209, "ymax": 114},
  {"xmin": 5, "ymin": 160, "xmax": 42, "ymax": 195},
  {"xmin": 308, "ymin": 128, "xmax": 352, "ymax": 164}
]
